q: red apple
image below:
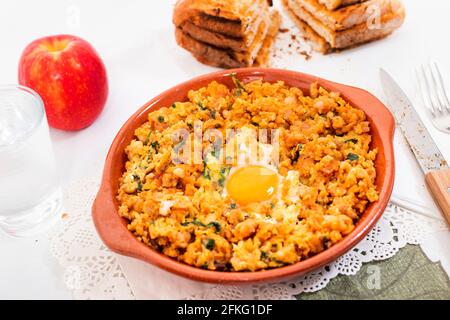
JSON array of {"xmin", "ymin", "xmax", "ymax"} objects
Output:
[{"xmin": 18, "ymin": 35, "xmax": 108, "ymax": 131}]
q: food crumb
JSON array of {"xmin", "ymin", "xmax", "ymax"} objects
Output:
[{"xmin": 62, "ymin": 213, "xmax": 69, "ymax": 220}]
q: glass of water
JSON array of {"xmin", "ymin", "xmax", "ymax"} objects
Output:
[{"xmin": 0, "ymin": 85, "xmax": 62, "ymax": 237}]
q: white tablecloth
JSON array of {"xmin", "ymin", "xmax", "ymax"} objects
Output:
[{"xmin": 0, "ymin": 0, "xmax": 449, "ymax": 299}]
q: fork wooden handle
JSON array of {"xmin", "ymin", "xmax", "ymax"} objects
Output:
[{"xmin": 425, "ymin": 168, "xmax": 450, "ymax": 226}]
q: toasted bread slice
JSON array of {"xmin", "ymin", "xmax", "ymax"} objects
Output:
[
  {"xmin": 254, "ymin": 11, "xmax": 282, "ymax": 67},
  {"xmin": 318, "ymin": 0, "xmax": 365, "ymax": 11},
  {"xmin": 287, "ymin": 0, "xmax": 405, "ymax": 48},
  {"xmin": 293, "ymin": 0, "xmax": 397, "ymax": 31},
  {"xmin": 233, "ymin": 17, "xmax": 271, "ymax": 65},
  {"xmin": 179, "ymin": 9, "xmax": 270, "ymax": 52},
  {"xmin": 282, "ymin": 0, "xmax": 331, "ymax": 53},
  {"xmin": 173, "ymin": 0, "xmax": 270, "ymax": 38},
  {"xmin": 175, "ymin": 28, "xmax": 244, "ymax": 68},
  {"xmin": 175, "ymin": 11, "xmax": 281, "ymax": 69}
]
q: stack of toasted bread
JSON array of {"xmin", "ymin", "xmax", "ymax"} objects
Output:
[
  {"xmin": 282, "ymin": 0, "xmax": 405, "ymax": 53},
  {"xmin": 173, "ymin": 0, "xmax": 281, "ymax": 68}
]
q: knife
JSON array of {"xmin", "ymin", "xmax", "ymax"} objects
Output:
[{"xmin": 380, "ymin": 68, "xmax": 450, "ymax": 225}]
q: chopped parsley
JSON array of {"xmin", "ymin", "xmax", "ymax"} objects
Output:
[
  {"xmin": 345, "ymin": 139, "xmax": 358, "ymax": 144},
  {"xmin": 144, "ymin": 131, "xmax": 152, "ymax": 145},
  {"xmin": 210, "ymin": 110, "xmax": 216, "ymax": 119},
  {"xmin": 150, "ymin": 141, "xmax": 160, "ymax": 153},
  {"xmin": 218, "ymin": 166, "xmax": 231, "ymax": 187},
  {"xmin": 207, "ymin": 222, "xmax": 222, "ymax": 233},
  {"xmin": 197, "ymin": 101, "xmax": 207, "ymax": 110},
  {"xmin": 137, "ymin": 181, "xmax": 143, "ymax": 192},
  {"xmin": 171, "ymin": 103, "xmax": 177, "ymax": 109},
  {"xmin": 204, "ymin": 238, "xmax": 215, "ymax": 250},
  {"xmin": 192, "ymin": 219, "xmax": 206, "ymax": 227},
  {"xmin": 157, "ymin": 115, "xmax": 165, "ymax": 123},
  {"xmin": 231, "ymin": 73, "xmax": 246, "ymax": 96},
  {"xmin": 203, "ymin": 168, "xmax": 211, "ymax": 180},
  {"xmin": 347, "ymin": 153, "xmax": 359, "ymax": 161},
  {"xmin": 230, "ymin": 203, "xmax": 237, "ymax": 210},
  {"xmin": 261, "ymin": 251, "xmax": 269, "ymax": 260},
  {"xmin": 293, "ymin": 144, "xmax": 303, "ymax": 163},
  {"xmin": 181, "ymin": 219, "xmax": 206, "ymax": 227}
]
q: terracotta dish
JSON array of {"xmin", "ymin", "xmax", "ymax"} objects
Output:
[{"xmin": 92, "ymin": 68, "xmax": 395, "ymax": 284}]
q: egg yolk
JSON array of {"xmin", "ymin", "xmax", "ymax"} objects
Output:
[{"xmin": 226, "ymin": 166, "xmax": 279, "ymax": 206}]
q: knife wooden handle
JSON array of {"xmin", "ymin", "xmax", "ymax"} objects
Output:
[{"xmin": 425, "ymin": 168, "xmax": 450, "ymax": 226}]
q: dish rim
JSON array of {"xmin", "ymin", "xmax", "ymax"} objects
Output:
[{"xmin": 92, "ymin": 68, "xmax": 395, "ymax": 284}]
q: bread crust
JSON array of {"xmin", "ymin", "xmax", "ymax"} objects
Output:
[
  {"xmin": 288, "ymin": 0, "xmax": 405, "ymax": 47},
  {"xmin": 175, "ymin": 11, "xmax": 281, "ymax": 68},
  {"xmin": 292, "ymin": 0, "xmax": 397, "ymax": 31},
  {"xmin": 254, "ymin": 11, "xmax": 282, "ymax": 67},
  {"xmin": 173, "ymin": 0, "xmax": 270, "ymax": 38},
  {"xmin": 284, "ymin": 0, "xmax": 405, "ymax": 51},
  {"xmin": 318, "ymin": 0, "xmax": 365, "ymax": 11},
  {"xmin": 178, "ymin": 9, "xmax": 270, "ymax": 52}
]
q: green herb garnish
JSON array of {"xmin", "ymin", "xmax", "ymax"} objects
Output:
[
  {"xmin": 210, "ymin": 110, "xmax": 216, "ymax": 119},
  {"xmin": 197, "ymin": 101, "xmax": 207, "ymax": 110},
  {"xmin": 157, "ymin": 115, "xmax": 165, "ymax": 123},
  {"xmin": 172, "ymin": 103, "xmax": 177, "ymax": 109},
  {"xmin": 345, "ymin": 139, "xmax": 358, "ymax": 144},
  {"xmin": 218, "ymin": 166, "xmax": 231, "ymax": 187},
  {"xmin": 230, "ymin": 203, "xmax": 237, "ymax": 210},
  {"xmin": 182, "ymin": 219, "xmax": 206, "ymax": 227},
  {"xmin": 203, "ymin": 168, "xmax": 211, "ymax": 180},
  {"xmin": 231, "ymin": 73, "xmax": 246, "ymax": 96},
  {"xmin": 347, "ymin": 153, "xmax": 359, "ymax": 161},
  {"xmin": 205, "ymin": 239, "xmax": 215, "ymax": 250},
  {"xmin": 137, "ymin": 181, "xmax": 143, "ymax": 192},
  {"xmin": 192, "ymin": 219, "xmax": 206, "ymax": 227},
  {"xmin": 150, "ymin": 141, "xmax": 160, "ymax": 153},
  {"xmin": 207, "ymin": 222, "xmax": 222, "ymax": 233},
  {"xmin": 261, "ymin": 251, "xmax": 269, "ymax": 260},
  {"xmin": 144, "ymin": 131, "xmax": 152, "ymax": 145},
  {"xmin": 293, "ymin": 144, "xmax": 303, "ymax": 163}
]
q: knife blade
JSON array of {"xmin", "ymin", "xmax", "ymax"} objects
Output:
[{"xmin": 380, "ymin": 68, "xmax": 450, "ymax": 224}]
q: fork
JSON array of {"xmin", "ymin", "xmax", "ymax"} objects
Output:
[{"xmin": 416, "ymin": 62, "xmax": 450, "ymax": 134}]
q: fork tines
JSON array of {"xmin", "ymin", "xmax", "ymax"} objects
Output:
[{"xmin": 417, "ymin": 62, "xmax": 450, "ymax": 115}]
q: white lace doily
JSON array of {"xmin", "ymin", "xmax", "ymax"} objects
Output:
[{"xmin": 49, "ymin": 179, "xmax": 448, "ymax": 300}]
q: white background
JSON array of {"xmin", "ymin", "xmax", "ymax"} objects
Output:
[{"xmin": 0, "ymin": 0, "xmax": 449, "ymax": 299}]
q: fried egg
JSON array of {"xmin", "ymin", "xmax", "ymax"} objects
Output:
[
  {"xmin": 223, "ymin": 127, "xmax": 284, "ymax": 206},
  {"xmin": 226, "ymin": 165, "xmax": 279, "ymax": 205}
]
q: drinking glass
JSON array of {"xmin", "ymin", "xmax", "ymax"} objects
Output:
[{"xmin": 0, "ymin": 85, "xmax": 62, "ymax": 237}]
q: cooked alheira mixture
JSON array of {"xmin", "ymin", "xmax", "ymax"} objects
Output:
[{"xmin": 117, "ymin": 77, "xmax": 379, "ymax": 272}]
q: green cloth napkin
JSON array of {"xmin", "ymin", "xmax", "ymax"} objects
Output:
[{"xmin": 298, "ymin": 245, "xmax": 450, "ymax": 300}]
